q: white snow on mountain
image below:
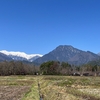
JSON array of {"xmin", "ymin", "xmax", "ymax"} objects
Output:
[{"xmin": 0, "ymin": 50, "xmax": 43, "ymax": 60}]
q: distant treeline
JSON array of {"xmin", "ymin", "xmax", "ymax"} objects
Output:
[
  {"xmin": 0, "ymin": 60, "xmax": 100, "ymax": 76},
  {"xmin": 40, "ymin": 61, "xmax": 100, "ymax": 76},
  {"xmin": 0, "ymin": 61, "xmax": 39, "ymax": 76}
]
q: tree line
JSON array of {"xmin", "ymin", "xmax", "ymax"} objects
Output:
[
  {"xmin": 40, "ymin": 61, "xmax": 72, "ymax": 75},
  {"xmin": 0, "ymin": 60, "xmax": 100, "ymax": 76},
  {"xmin": 40, "ymin": 61, "xmax": 100, "ymax": 76},
  {"xmin": 0, "ymin": 61, "xmax": 39, "ymax": 76}
]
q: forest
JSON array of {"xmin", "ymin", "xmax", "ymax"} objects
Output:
[
  {"xmin": 0, "ymin": 60, "xmax": 100, "ymax": 76},
  {"xmin": 0, "ymin": 61, "xmax": 39, "ymax": 76}
]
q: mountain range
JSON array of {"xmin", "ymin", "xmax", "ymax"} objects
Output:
[
  {"xmin": 0, "ymin": 50, "xmax": 43, "ymax": 62},
  {"xmin": 0, "ymin": 45, "xmax": 100, "ymax": 65},
  {"xmin": 34, "ymin": 45, "xmax": 100, "ymax": 65}
]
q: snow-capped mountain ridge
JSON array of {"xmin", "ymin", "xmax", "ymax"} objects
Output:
[{"xmin": 0, "ymin": 50, "xmax": 43, "ymax": 60}]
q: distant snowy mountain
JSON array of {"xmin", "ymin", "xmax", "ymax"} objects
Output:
[{"xmin": 0, "ymin": 50, "xmax": 43, "ymax": 62}]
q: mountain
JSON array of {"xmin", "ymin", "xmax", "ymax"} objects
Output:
[
  {"xmin": 0, "ymin": 50, "xmax": 43, "ymax": 62},
  {"xmin": 0, "ymin": 52, "xmax": 12, "ymax": 61},
  {"xmin": 97, "ymin": 53, "xmax": 100, "ymax": 56},
  {"xmin": 34, "ymin": 45, "xmax": 100, "ymax": 65}
]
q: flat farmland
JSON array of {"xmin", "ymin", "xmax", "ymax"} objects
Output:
[{"xmin": 0, "ymin": 75, "xmax": 100, "ymax": 100}]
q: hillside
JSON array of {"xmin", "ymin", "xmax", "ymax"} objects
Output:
[
  {"xmin": 0, "ymin": 53, "xmax": 12, "ymax": 61},
  {"xmin": 34, "ymin": 45, "xmax": 100, "ymax": 65}
]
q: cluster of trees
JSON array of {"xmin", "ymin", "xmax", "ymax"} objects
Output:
[
  {"xmin": 0, "ymin": 60, "xmax": 100, "ymax": 76},
  {"xmin": 0, "ymin": 61, "xmax": 39, "ymax": 76},
  {"xmin": 40, "ymin": 61, "xmax": 100, "ymax": 75},
  {"xmin": 40, "ymin": 61, "xmax": 72, "ymax": 75},
  {"xmin": 81, "ymin": 64, "xmax": 100, "ymax": 72}
]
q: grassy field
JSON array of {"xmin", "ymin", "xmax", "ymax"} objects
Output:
[{"xmin": 0, "ymin": 75, "xmax": 100, "ymax": 100}]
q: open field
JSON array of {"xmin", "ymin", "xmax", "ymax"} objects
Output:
[{"xmin": 0, "ymin": 75, "xmax": 100, "ymax": 100}]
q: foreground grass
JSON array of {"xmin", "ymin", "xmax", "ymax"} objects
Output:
[
  {"xmin": 22, "ymin": 78, "xmax": 39, "ymax": 100},
  {"xmin": 0, "ymin": 76, "xmax": 36, "ymax": 100},
  {"xmin": 0, "ymin": 75, "xmax": 100, "ymax": 100},
  {"xmin": 37, "ymin": 76, "xmax": 100, "ymax": 100}
]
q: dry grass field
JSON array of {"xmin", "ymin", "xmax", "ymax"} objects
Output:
[{"xmin": 0, "ymin": 75, "xmax": 100, "ymax": 100}]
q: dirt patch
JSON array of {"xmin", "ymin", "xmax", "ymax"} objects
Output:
[{"xmin": 0, "ymin": 86, "xmax": 30, "ymax": 100}]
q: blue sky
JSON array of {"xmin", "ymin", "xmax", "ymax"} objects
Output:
[{"xmin": 0, "ymin": 0, "xmax": 100, "ymax": 55}]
